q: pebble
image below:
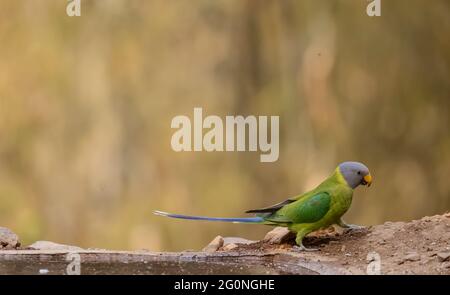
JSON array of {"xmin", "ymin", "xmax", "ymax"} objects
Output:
[
  {"xmin": 263, "ymin": 227, "xmax": 295, "ymax": 244},
  {"xmin": 222, "ymin": 243, "xmax": 239, "ymax": 251},
  {"xmin": 437, "ymin": 252, "xmax": 450, "ymax": 262},
  {"xmin": 0, "ymin": 227, "xmax": 20, "ymax": 249},
  {"xmin": 29, "ymin": 241, "xmax": 83, "ymax": 251},
  {"xmin": 403, "ymin": 252, "xmax": 421, "ymax": 262},
  {"xmin": 202, "ymin": 236, "xmax": 224, "ymax": 253},
  {"xmin": 223, "ymin": 237, "xmax": 255, "ymax": 246}
]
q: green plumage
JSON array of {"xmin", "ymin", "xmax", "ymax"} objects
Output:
[{"xmin": 255, "ymin": 167, "xmax": 354, "ymax": 247}]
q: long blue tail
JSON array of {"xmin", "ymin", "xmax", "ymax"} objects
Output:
[{"xmin": 153, "ymin": 210, "xmax": 264, "ymax": 223}]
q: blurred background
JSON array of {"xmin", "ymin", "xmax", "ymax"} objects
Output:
[{"xmin": 0, "ymin": 0, "xmax": 449, "ymax": 251}]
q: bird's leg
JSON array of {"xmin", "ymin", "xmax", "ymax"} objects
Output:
[
  {"xmin": 338, "ymin": 218, "xmax": 365, "ymax": 230},
  {"xmin": 292, "ymin": 232, "xmax": 319, "ymax": 252}
]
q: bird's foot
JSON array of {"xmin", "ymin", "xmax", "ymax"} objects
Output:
[{"xmin": 292, "ymin": 244, "xmax": 319, "ymax": 252}]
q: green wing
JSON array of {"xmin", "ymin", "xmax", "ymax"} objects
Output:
[
  {"xmin": 290, "ymin": 192, "xmax": 331, "ymax": 223},
  {"xmin": 264, "ymin": 192, "xmax": 331, "ymax": 225}
]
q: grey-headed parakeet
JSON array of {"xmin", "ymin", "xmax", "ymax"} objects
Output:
[{"xmin": 154, "ymin": 161, "xmax": 372, "ymax": 250}]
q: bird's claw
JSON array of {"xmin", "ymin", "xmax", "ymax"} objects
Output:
[{"xmin": 292, "ymin": 245, "xmax": 319, "ymax": 252}]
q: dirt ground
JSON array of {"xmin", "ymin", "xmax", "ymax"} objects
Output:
[{"xmin": 216, "ymin": 213, "xmax": 450, "ymax": 274}]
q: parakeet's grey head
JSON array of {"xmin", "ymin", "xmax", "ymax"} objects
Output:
[{"xmin": 338, "ymin": 161, "xmax": 372, "ymax": 189}]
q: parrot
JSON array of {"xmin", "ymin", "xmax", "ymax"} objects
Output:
[{"xmin": 154, "ymin": 161, "xmax": 372, "ymax": 251}]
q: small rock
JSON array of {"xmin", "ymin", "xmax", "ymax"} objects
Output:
[
  {"xmin": 202, "ymin": 236, "xmax": 224, "ymax": 253},
  {"xmin": 345, "ymin": 253, "xmax": 352, "ymax": 257},
  {"xmin": 437, "ymin": 252, "xmax": 450, "ymax": 262},
  {"xmin": 223, "ymin": 237, "xmax": 255, "ymax": 246},
  {"xmin": 39, "ymin": 269, "xmax": 49, "ymax": 275},
  {"xmin": 263, "ymin": 227, "xmax": 295, "ymax": 244},
  {"xmin": 28, "ymin": 241, "xmax": 83, "ymax": 251},
  {"xmin": 340, "ymin": 245, "xmax": 346, "ymax": 252},
  {"xmin": 378, "ymin": 240, "xmax": 386, "ymax": 245},
  {"xmin": 403, "ymin": 252, "xmax": 420, "ymax": 262},
  {"xmin": 222, "ymin": 243, "xmax": 239, "ymax": 251},
  {"xmin": 0, "ymin": 227, "xmax": 20, "ymax": 249}
]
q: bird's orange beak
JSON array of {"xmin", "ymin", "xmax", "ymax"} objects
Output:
[{"xmin": 363, "ymin": 174, "xmax": 372, "ymax": 187}]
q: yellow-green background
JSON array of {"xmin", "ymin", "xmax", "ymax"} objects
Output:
[{"xmin": 0, "ymin": 1, "xmax": 449, "ymax": 251}]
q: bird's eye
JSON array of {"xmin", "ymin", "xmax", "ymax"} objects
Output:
[{"xmin": 357, "ymin": 171, "xmax": 361, "ymax": 175}]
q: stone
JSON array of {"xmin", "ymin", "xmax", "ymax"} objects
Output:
[
  {"xmin": 436, "ymin": 252, "xmax": 450, "ymax": 262},
  {"xmin": 28, "ymin": 241, "xmax": 83, "ymax": 251},
  {"xmin": 223, "ymin": 237, "xmax": 256, "ymax": 246},
  {"xmin": 0, "ymin": 227, "xmax": 20, "ymax": 249},
  {"xmin": 222, "ymin": 243, "xmax": 239, "ymax": 251},
  {"xmin": 263, "ymin": 227, "xmax": 295, "ymax": 244},
  {"xmin": 202, "ymin": 236, "xmax": 224, "ymax": 253},
  {"xmin": 403, "ymin": 252, "xmax": 420, "ymax": 262}
]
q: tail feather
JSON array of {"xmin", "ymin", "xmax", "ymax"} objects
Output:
[{"xmin": 153, "ymin": 210, "xmax": 264, "ymax": 224}]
